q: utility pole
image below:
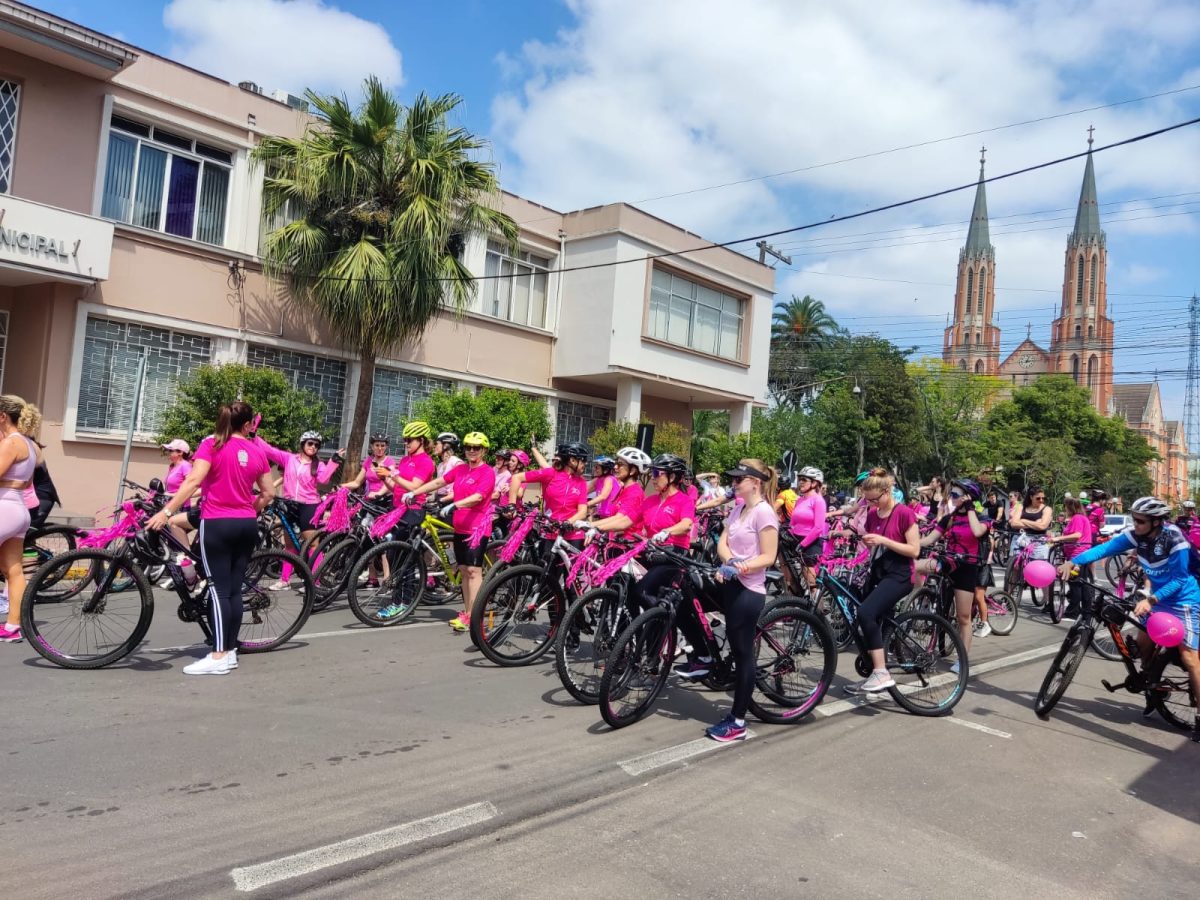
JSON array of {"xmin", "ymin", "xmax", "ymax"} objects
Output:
[
  {"xmin": 757, "ymin": 241, "xmax": 792, "ymax": 266},
  {"xmin": 1185, "ymin": 295, "xmax": 1200, "ymax": 494}
]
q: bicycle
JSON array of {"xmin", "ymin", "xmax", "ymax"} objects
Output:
[
  {"xmin": 21, "ymin": 505, "xmax": 314, "ymax": 669},
  {"xmin": 597, "ymin": 546, "xmax": 837, "ymax": 729},
  {"xmin": 1034, "ymin": 577, "xmax": 1196, "ymax": 730},
  {"xmin": 812, "ymin": 563, "xmax": 969, "ymax": 716},
  {"xmin": 910, "ymin": 551, "xmax": 1018, "ymax": 637}
]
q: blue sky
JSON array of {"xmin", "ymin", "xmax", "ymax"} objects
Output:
[{"xmin": 43, "ymin": 1, "xmax": 1200, "ymax": 430}]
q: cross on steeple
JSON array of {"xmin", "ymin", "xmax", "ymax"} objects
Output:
[
  {"xmin": 979, "ymin": 145, "xmax": 986, "ymax": 174},
  {"xmin": 1087, "ymin": 125, "xmax": 1094, "ymax": 148},
  {"xmin": 1026, "ymin": 322, "xmax": 1032, "ymax": 340}
]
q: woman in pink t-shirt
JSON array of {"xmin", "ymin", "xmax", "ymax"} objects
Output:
[
  {"xmin": 380, "ymin": 421, "xmax": 437, "ymax": 504},
  {"xmin": 788, "ymin": 466, "xmax": 828, "ymax": 595},
  {"xmin": 148, "ymin": 401, "xmax": 274, "ymax": 676},
  {"xmin": 342, "ymin": 433, "xmax": 397, "ymax": 501},
  {"xmin": 584, "ymin": 446, "xmax": 651, "ymax": 539},
  {"xmin": 508, "ymin": 441, "xmax": 589, "ymax": 531},
  {"xmin": 405, "ymin": 431, "xmax": 496, "ymax": 633},
  {"xmin": 690, "ymin": 459, "xmax": 780, "ymax": 743},
  {"xmin": 1049, "ymin": 496, "xmax": 1095, "ymax": 619},
  {"xmin": 587, "ymin": 457, "xmax": 620, "ymax": 519}
]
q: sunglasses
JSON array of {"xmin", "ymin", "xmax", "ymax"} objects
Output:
[
  {"xmin": 302, "ymin": 441, "xmax": 320, "ymax": 447},
  {"xmin": 650, "ymin": 468, "xmax": 666, "ymax": 478},
  {"xmin": 730, "ymin": 475, "xmax": 747, "ymax": 485},
  {"xmin": 1132, "ymin": 516, "xmax": 1151, "ymax": 526},
  {"xmin": 949, "ymin": 490, "xmax": 964, "ymax": 499},
  {"xmin": 464, "ymin": 445, "xmax": 484, "ymax": 452}
]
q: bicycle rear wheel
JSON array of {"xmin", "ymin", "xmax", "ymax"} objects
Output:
[
  {"xmin": 310, "ymin": 534, "xmax": 358, "ymax": 611},
  {"xmin": 1047, "ymin": 577, "xmax": 1068, "ymax": 624},
  {"xmin": 555, "ymin": 587, "xmax": 632, "ymax": 705},
  {"xmin": 470, "ymin": 563, "xmax": 565, "ymax": 666},
  {"xmin": 884, "ymin": 610, "xmax": 967, "ymax": 716},
  {"xmin": 21, "ymin": 549, "xmax": 153, "ymax": 669},
  {"xmin": 598, "ymin": 607, "xmax": 674, "ymax": 729},
  {"xmin": 980, "ymin": 591, "xmax": 1018, "ymax": 635},
  {"xmin": 346, "ymin": 542, "xmax": 426, "ymax": 626},
  {"xmin": 747, "ymin": 604, "xmax": 836, "ymax": 724},
  {"xmin": 237, "ymin": 548, "xmax": 314, "ymax": 652},
  {"xmin": 1151, "ymin": 659, "xmax": 1197, "ymax": 730},
  {"xmin": 1034, "ymin": 625, "xmax": 1091, "ymax": 718},
  {"xmin": 814, "ymin": 588, "xmax": 854, "ymax": 650}
]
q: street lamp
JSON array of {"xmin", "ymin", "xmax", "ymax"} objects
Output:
[{"xmin": 852, "ymin": 379, "xmax": 864, "ymax": 473}]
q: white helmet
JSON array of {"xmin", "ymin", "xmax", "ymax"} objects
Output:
[
  {"xmin": 1130, "ymin": 496, "xmax": 1171, "ymax": 519},
  {"xmin": 1185, "ymin": 500, "xmax": 1196, "ymax": 509},
  {"xmin": 799, "ymin": 466, "xmax": 824, "ymax": 483},
  {"xmin": 616, "ymin": 446, "xmax": 652, "ymax": 473}
]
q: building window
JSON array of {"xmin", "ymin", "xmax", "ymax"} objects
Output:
[
  {"xmin": 974, "ymin": 330, "xmax": 981, "ymax": 345},
  {"xmin": 100, "ymin": 115, "xmax": 232, "ymax": 246},
  {"xmin": 1087, "ymin": 355, "xmax": 1097, "ymax": 389},
  {"xmin": 556, "ymin": 399, "xmax": 611, "ymax": 446},
  {"xmin": 1088, "ymin": 324, "xmax": 1094, "ymax": 339},
  {"xmin": 959, "ymin": 359, "xmax": 967, "ymax": 371},
  {"xmin": 966, "ymin": 270, "xmax": 974, "ymax": 316},
  {"xmin": 247, "ymin": 345, "xmax": 347, "ymax": 445},
  {"xmin": 648, "ymin": 268, "xmax": 744, "ymax": 360},
  {"xmin": 1089, "ymin": 255, "xmax": 1097, "ymax": 304},
  {"xmin": 77, "ymin": 316, "xmax": 212, "ymax": 436},
  {"xmin": 1075, "ymin": 255, "xmax": 1085, "ymax": 304},
  {"xmin": 368, "ymin": 367, "xmax": 454, "ymax": 439},
  {"xmin": 974, "ymin": 359, "xmax": 984, "ymax": 374},
  {"xmin": 1071, "ymin": 354, "xmax": 1080, "ymax": 384},
  {"xmin": 1074, "ymin": 324, "xmax": 1081, "ymax": 338},
  {"xmin": 977, "ymin": 267, "xmax": 986, "ymax": 314},
  {"xmin": 0, "ymin": 80, "xmax": 18, "ymax": 194},
  {"xmin": 482, "ymin": 240, "xmax": 551, "ymax": 329}
]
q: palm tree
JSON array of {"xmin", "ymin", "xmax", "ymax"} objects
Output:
[
  {"xmin": 771, "ymin": 294, "xmax": 838, "ymax": 345},
  {"xmin": 769, "ymin": 295, "xmax": 839, "ymax": 407},
  {"xmin": 254, "ymin": 78, "xmax": 519, "ymax": 454}
]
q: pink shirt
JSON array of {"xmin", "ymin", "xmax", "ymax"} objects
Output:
[
  {"xmin": 393, "ymin": 451, "xmax": 436, "ymax": 504},
  {"xmin": 593, "ymin": 475, "xmax": 620, "ymax": 518},
  {"xmin": 725, "ymin": 499, "xmax": 778, "ymax": 593},
  {"xmin": 362, "ymin": 455, "xmax": 396, "ymax": 494},
  {"xmin": 789, "ymin": 492, "xmax": 828, "ymax": 548},
  {"xmin": 256, "ymin": 439, "xmax": 338, "ymax": 503},
  {"xmin": 612, "ymin": 481, "xmax": 646, "ymax": 537},
  {"xmin": 494, "ymin": 469, "xmax": 512, "ymax": 501},
  {"xmin": 642, "ymin": 488, "xmax": 696, "ymax": 549},
  {"xmin": 443, "ymin": 462, "xmax": 496, "ymax": 535},
  {"xmin": 165, "ymin": 461, "xmax": 192, "ymax": 495},
  {"xmin": 526, "ymin": 467, "xmax": 588, "ymax": 525},
  {"xmin": 936, "ymin": 511, "xmax": 983, "ymax": 559},
  {"xmin": 1063, "ymin": 513, "xmax": 1093, "ymax": 556},
  {"xmin": 193, "ymin": 435, "xmax": 269, "ymax": 520}
]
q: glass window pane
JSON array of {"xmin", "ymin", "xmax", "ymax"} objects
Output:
[
  {"xmin": 695, "ymin": 284, "xmax": 722, "ymax": 309},
  {"xmin": 496, "ymin": 259, "xmax": 513, "ymax": 320},
  {"xmin": 164, "ymin": 156, "xmax": 199, "ymax": 237},
  {"xmin": 483, "ymin": 250, "xmax": 501, "ymax": 315},
  {"xmin": 668, "ymin": 296, "xmax": 692, "ymax": 346},
  {"xmin": 196, "ymin": 163, "xmax": 229, "ymax": 245},
  {"xmin": 512, "ymin": 266, "xmax": 531, "ymax": 325},
  {"xmin": 648, "ymin": 290, "xmax": 668, "ymax": 340},
  {"xmin": 652, "ymin": 268, "xmax": 672, "ymax": 292},
  {"xmin": 530, "ymin": 271, "xmax": 547, "ymax": 328},
  {"xmin": 694, "ymin": 303, "xmax": 720, "ymax": 355},
  {"xmin": 719, "ymin": 313, "xmax": 741, "ymax": 359},
  {"xmin": 0, "ymin": 80, "xmax": 18, "ymax": 194},
  {"xmin": 132, "ymin": 145, "xmax": 166, "ymax": 230},
  {"xmin": 101, "ymin": 133, "xmax": 137, "ymax": 221}
]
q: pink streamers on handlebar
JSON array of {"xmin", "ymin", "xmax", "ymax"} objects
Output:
[
  {"xmin": 565, "ymin": 541, "xmax": 598, "ymax": 589},
  {"xmin": 498, "ymin": 510, "xmax": 536, "ymax": 563},
  {"xmin": 323, "ymin": 489, "xmax": 353, "ymax": 533},
  {"xmin": 467, "ymin": 502, "xmax": 494, "ymax": 550},
  {"xmin": 369, "ymin": 503, "xmax": 410, "ymax": 540},
  {"xmin": 591, "ymin": 539, "xmax": 649, "ymax": 586}
]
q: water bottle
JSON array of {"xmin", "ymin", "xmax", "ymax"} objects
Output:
[{"xmin": 180, "ymin": 558, "xmax": 198, "ymax": 586}]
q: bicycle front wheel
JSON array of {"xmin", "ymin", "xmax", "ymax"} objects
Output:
[
  {"xmin": 598, "ymin": 606, "xmax": 674, "ymax": 729},
  {"xmin": 346, "ymin": 541, "xmax": 426, "ymax": 627},
  {"xmin": 884, "ymin": 610, "xmax": 967, "ymax": 716},
  {"xmin": 237, "ymin": 548, "xmax": 314, "ymax": 652},
  {"xmin": 21, "ymin": 549, "xmax": 154, "ymax": 669},
  {"xmin": 470, "ymin": 564, "xmax": 564, "ymax": 666},
  {"xmin": 1152, "ymin": 662, "xmax": 1197, "ymax": 731},
  {"xmin": 814, "ymin": 588, "xmax": 854, "ymax": 650},
  {"xmin": 1034, "ymin": 625, "xmax": 1091, "ymax": 718},
  {"xmin": 982, "ymin": 591, "xmax": 1018, "ymax": 635},
  {"xmin": 310, "ymin": 534, "xmax": 358, "ymax": 611},
  {"xmin": 555, "ymin": 588, "xmax": 632, "ymax": 705},
  {"xmin": 748, "ymin": 604, "xmax": 836, "ymax": 724}
]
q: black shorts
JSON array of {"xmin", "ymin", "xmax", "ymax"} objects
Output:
[
  {"xmin": 800, "ymin": 544, "xmax": 822, "ymax": 567},
  {"xmin": 949, "ymin": 562, "xmax": 980, "ymax": 593},
  {"xmin": 295, "ymin": 502, "xmax": 321, "ymax": 531},
  {"xmin": 186, "ymin": 505, "xmax": 201, "ymax": 529},
  {"xmin": 453, "ymin": 533, "xmax": 487, "ymax": 568}
]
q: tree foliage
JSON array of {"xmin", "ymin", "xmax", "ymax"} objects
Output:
[
  {"xmin": 412, "ymin": 388, "xmax": 550, "ymax": 455},
  {"xmin": 155, "ymin": 363, "xmax": 327, "ymax": 451},
  {"xmin": 768, "ymin": 294, "xmax": 840, "ymax": 406},
  {"xmin": 590, "ymin": 418, "xmax": 691, "ymax": 461}
]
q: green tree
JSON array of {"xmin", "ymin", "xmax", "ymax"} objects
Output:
[
  {"xmin": 907, "ymin": 358, "xmax": 1003, "ymax": 479},
  {"xmin": 156, "ymin": 363, "xmax": 327, "ymax": 452},
  {"xmin": 412, "ymin": 388, "xmax": 550, "ymax": 455},
  {"xmin": 690, "ymin": 410, "xmax": 729, "ymax": 466},
  {"xmin": 254, "ymin": 78, "xmax": 519, "ymax": 456},
  {"xmin": 589, "ymin": 418, "xmax": 692, "ymax": 461},
  {"xmin": 768, "ymin": 294, "xmax": 840, "ymax": 407}
]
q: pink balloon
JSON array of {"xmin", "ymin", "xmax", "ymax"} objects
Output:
[
  {"xmin": 1023, "ymin": 559, "xmax": 1057, "ymax": 589},
  {"xmin": 1146, "ymin": 611, "xmax": 1185, "ymax": 648}
]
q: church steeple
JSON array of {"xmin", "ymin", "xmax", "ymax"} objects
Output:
[
  {"xmin": 1072, "ymin": 126, "xmax": 1102, "ymax": 240},
  {"xmin": 943, "ymin": 147, "xmax": 1000, "ymax": 375}
]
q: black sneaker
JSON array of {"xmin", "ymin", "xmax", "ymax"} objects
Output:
[
  {"xmin": 1141, "ymin": 692, "xmax": 1156, "ymax": 719},
  {"xmin": 673, "ymin": 658, "xmax": 711, "ymax": 680}
]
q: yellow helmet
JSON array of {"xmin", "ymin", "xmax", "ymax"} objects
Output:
[
  {"xmin": 462, "ymin": 431, "xmax": 490, "ymax": 449},
  {"xmin": 402, "ymin": 420, "xmax": 431, "ymax": 439}
]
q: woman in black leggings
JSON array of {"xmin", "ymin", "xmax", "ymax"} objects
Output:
[
  {"xmin": 148, "ymin": 401, "xmax": 273, "ymax": 676},
  {"xmin": 849, "ymin": 468, "xmax": 920, "ymax": 694}
]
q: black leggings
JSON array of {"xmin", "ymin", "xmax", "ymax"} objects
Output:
[
  {"xmin": 1068, "ymin": 563, "xmax": 1095, "ymax": 615},
  {"xmin": 858, "ymin": 574, "xmax": 913, "ymax": 652},
  {"xmin": 198, "ymin": 518, "xmax": 258, "ymax": 652},
  {"xmin": 721, "ymin": 580, "xmax": 766, "ymax": 720}
]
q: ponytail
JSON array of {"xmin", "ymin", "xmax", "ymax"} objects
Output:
[
  {"xmin": 740, "ymin": 458, "xmax": 778, "ymax": 505},
  {"xmin": 213, "ymin": 401, "xmax": 255, "ymax": 451},
  {"xmin": 0, "ymin": 394, "xmax": 39, "ymax": 437}
]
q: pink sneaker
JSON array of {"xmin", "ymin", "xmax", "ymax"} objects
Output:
[
  {"xmin": 449, "ymin": 613, "xmax": 470, "ymax": 633},
  {"xmin": 0, "ymin": 624, "xmax": 23, "ymax": 643}
]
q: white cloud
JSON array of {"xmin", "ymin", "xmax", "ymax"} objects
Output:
[{"xmin": 163, "ymin": 0, "xmax": 402, "ymax": 96}]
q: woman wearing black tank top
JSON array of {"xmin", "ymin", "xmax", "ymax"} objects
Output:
[{"xmin": 1009, "ymin": 486, "xmax": 1052, "ymax": 533}]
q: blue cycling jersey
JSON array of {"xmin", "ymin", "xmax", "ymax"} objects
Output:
[{"xmin": 1072, "ymin": 523, "xmax": 1200, "ymax": 608}]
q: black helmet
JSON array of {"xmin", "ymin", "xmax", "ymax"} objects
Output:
[
  {"xmin": 777, "ymin": 474, "xmax": 793, "ymax": 491},
  {"xmin": 650, "ymin": 453, "xmax": 688, "ymax": 478},
  {"xmin": 369, "ymin": 433, "xmax": 390, "ymax": 445},
  {"xmin": 952, "ymin": 478, "xmax": 982, "ymax": 502},
  {"xmin": 131, "ymin": 528, "xmax": 169, "ymax": 564},
  {"xmin": 436, "ymin": 432, "xmax": 459, "ymax": 448},
  {"xmin": 555, "ymin": 442, "xmax": 589, "ymax": 462}
]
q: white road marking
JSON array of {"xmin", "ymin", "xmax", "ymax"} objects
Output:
[
  {"xmin": 618, "ymin": 732, "xmax": 755, "ymax": 776},
  {"xmin": 147, "ymin": 621, "xmax": 442, "ymax": 653},
  {"xmin": 968, "ymin": 642, "xmax": 1060, "ymax": 675},
  {"xmin": 230, "ymin": 801, "xmax": 498, "ymax": 892},
  {"xmin": 946, "ymin": 717, "xmax": 1012, "ymax": 739}
]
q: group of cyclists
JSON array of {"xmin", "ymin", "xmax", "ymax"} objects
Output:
[{"xmin": 3, "ymin": 392, "xmax": 1199, "ymax": 744}]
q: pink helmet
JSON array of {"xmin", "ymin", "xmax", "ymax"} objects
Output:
[{"xmin": 512, "ymin": 450, "xmax": 530, "ymax": 468}]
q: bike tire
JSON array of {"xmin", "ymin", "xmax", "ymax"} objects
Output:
[
  {"xmin": 983, "ymin": 591, "xmax": 1018, "ymax": 636},
  {"xmin": 1034, "ymin": 624, "xmax": 1091, "ymax": 718},
  {"xmin": 21, "ymin": 548, "xmax": 154, "ymax": 669},
  {"xmin": 554, "ymin": 587, "xmax": 631, "ymax": 705},
  {"xmin": 814, "ymin": 588, "xmax": 854, "ymax": 650},
  {"xmin": 1048, "ymin": 578, "xmax": 1068, "ymax": 624},
  {"xmin": 598, "ymin": 606, "xmax": 674, "ymax": 729},
  {"xmin": 237, "ymin": 548, "xmax": 315, "ymax": 651},
  {"xmin": 1090, "ymin": 621, "xmax": 1136, "ymax": 661},
  {"xmin": 1152, "ymin": 661, "xmax": 1198, "ymax": 731},
  {"xmin": 747, "ymin": 604, "xmax": 836, "ymax": 724},
  {"xmin": 310, "ymin": 535, "xmax": 358, "ymax": 611},
  {"xmin": 469, "ymin": 563, "xmax": 564, "ymax": 666},
  {"xmin": 884, "ymin": 610, "xmax": 967, "ymax": 717},
  {"xmin": 346, "ymin": 542, "xmax": 426, "ymax": 627}
]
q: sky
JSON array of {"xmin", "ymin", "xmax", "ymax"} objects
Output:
[{"xmin": 41, "ymin": 0, "xmax": 1200, "ymax": 432}]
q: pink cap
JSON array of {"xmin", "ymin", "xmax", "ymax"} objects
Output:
[{"xmin": 161, "ymin": 439, "xmax": 190, "ymax": 453}]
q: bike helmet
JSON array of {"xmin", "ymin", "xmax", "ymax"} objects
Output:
[
  {"xmin": 1130, "ymin": 496, "xmax": 1171, "ymax": 519},
  {"xmin": 616, "ymin": 446, "xmax": 652, "ymax": 473},
  {"xmin": 650, "ymin": 453, "xmax": 688, "ymax": 478},
  {"xmin": 369, "ymin": 433, "xmax": 391, "ymax": 445},
  {"xmin": 511, "ymin": 450, "xmax": 530, "ymax": 467},
  {"xmin": 402, "ymin": 421, "xmax": 431, "ymax": 439},
  {"xmin": 951, "ymin": 478, "xmax": 981, "ymax": 502},
  {"xmin": 462, "ymin": 431, "xmax": 490, "ymax": 449},
  {"xmin": 593, "ymin": 455, "xmax": 616, "ymax": 473},
  {"xmin": 854, "ymin": 470, "xmax": 871, "ymax": 486},
  {"xmin": 300, "ymin": 430, "xmax": 323, "ymax": 445},
  {"xmin": 799, "ymin": 466, "xmax": 824, "ymax": 483},
  {"xmin": 777, "ymin": 474, "xmax": 793, "ymax": 491},
  {"xmin": 436, "ymin": 432, "xmax": 459, "ymax": 448},
  {"xmin": 555, "ymin": 442, "xmax": 589, "ymax": 462},
  {"xmin": 1185, "ymin": 500, "xmax": 1196, "ymax": 509},
  {"xmin": 495, "ymin": 448, "xmax": 512, "ymax": 460}
]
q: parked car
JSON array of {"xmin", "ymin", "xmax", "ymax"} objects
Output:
[{"xmin": 1099, "ymin": 514, "xmax": 1132, "ymax": 539}]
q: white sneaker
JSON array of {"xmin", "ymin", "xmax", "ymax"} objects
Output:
[
  {"xmin": 226, "ymin": 649, "xmax": 238, "ymax": 669},
  {"xmin": 950, "ymin": 661, "xmax": 961, "ymax": 675},
  {"xmin": 357, "ymin": 570, "xmax": 369, "ymax": 584},
  {"xmin": 158, "ymin": 579, "xmax": 174, "ymax": 590},
  {"xmin": 267, "ymin": 580, "xmax": 290, "ymax": 592},
  {"xmin": 975, "ymin": 622, "xmax": 992, "ymax": 638},
  {"xmin": 860, "ymin": 670, "xmax": 896, "ymax": 693},
  {"xmin": 183, "ymin": 654, "xmax": 231, "ymax": 676}
]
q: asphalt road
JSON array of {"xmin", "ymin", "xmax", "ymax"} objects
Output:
[{"xmin": 4, "ymin": 581, "xmax": 1197, "ymax": 898}]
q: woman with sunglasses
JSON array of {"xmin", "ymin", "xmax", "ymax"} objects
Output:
[
  {"xmin": 919, "ymin": 478, "xmax": 987, "ymax": 666},
  {"xmin": 257, "ymin": 430, "xmax": 346, "ymax": 591},
  {"xmin": 342, "ymin": 433, "xmax": 397, "ymax": 501},
  {"xmin": 509, "ymin": 440, "xmax": 589, "ymax": 553},
  {"xmin": 788, "ymin": 466, "xmax": 827, "ymax": 596},
  {"xmin": 848, "ymin": 468, "xmax": 921, "ymax": 694},
  {"xmin": 582, "ymin": 446, "xmax": 651, "ymax": 538},
  {"xmin": 381, "ymin": 421, "xmax": 438, "ymax": 504},
  {"xmin": 404, "ymin": 432, "xmax": 496, "ymax": 633},
  {"xmin": 587, "ymin": 456, "xmax": 620, "ymax": 519}
]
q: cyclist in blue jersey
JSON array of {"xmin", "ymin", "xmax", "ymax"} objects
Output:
[{"xmin": 1059, "ymin": 496, "xmax": 1200, "ymax": 740}]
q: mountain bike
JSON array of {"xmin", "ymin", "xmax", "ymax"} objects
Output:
[
  {"xmin": 910, "ymin": 551, "xmax": 1018, "ymax": 637},
  {"xmin": 597, "ymin": 546, "xmax": 836, "ymax": 729},
  {"xmin": 1034, "ymin": 577, "xmax": 1196, "ymax": 730}
]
